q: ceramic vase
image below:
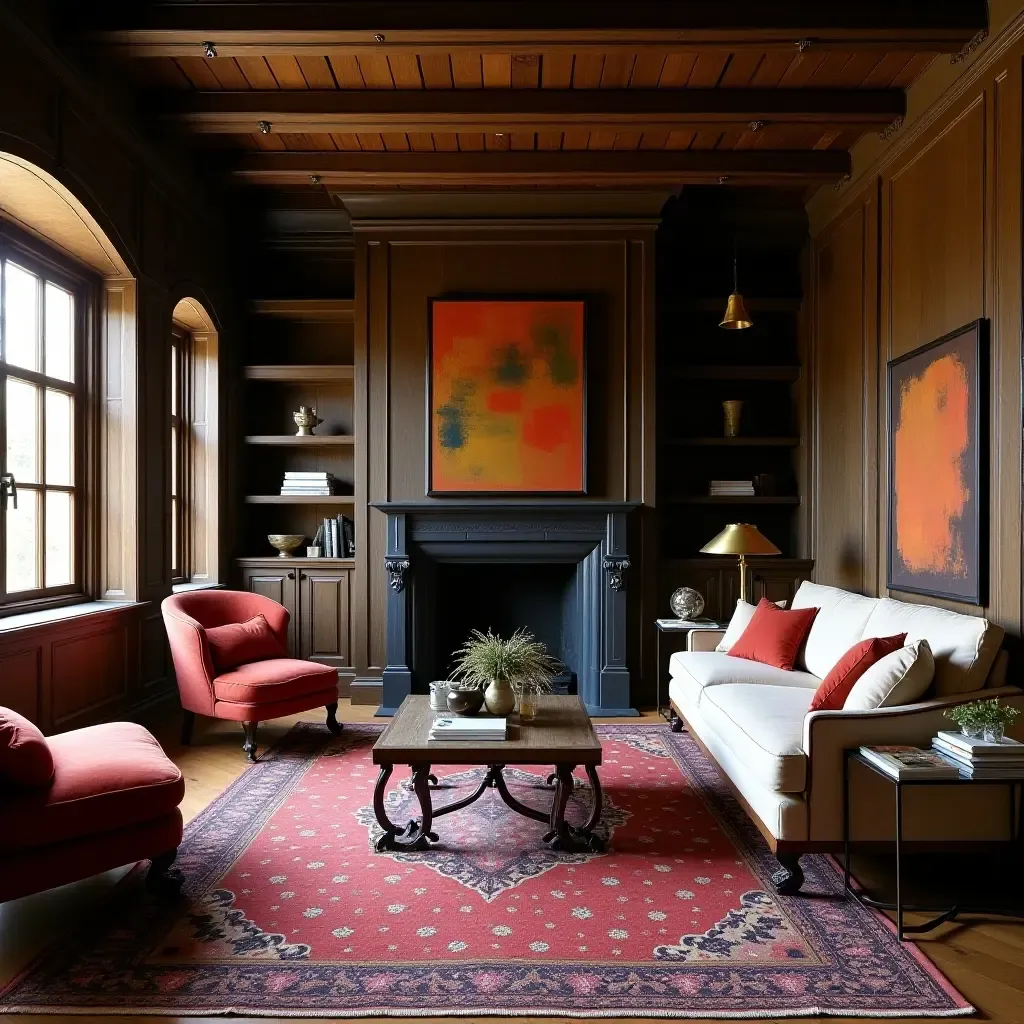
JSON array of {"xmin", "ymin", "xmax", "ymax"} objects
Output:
[
  {"xmin": 484, "ymin": 676, "xmax": 516, "ymax": 716},
  {"xmin": 722, "ymin": 399, "xmax": 743, "ymax": 437}
]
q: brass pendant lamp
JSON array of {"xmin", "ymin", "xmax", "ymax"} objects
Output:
[{"xmin": 720, "ymin": 249, "xmax": 753, "ymax": 330}]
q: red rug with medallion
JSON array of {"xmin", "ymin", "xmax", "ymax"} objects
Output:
[{"xmin": 0, "ymin": 723, "xmax": 970, "ymax": 1017}]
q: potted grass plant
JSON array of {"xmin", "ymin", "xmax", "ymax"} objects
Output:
[{"xmin": 451, "ymin": 628, "xmax": 559, "ymax": 720}]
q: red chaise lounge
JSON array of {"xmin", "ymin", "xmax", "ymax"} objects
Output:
[
  {"xmin": 1, "ymin": 709, "xmax": 184, "ymax": 904},
  {"xmin": 161, "ymin": 589, "xmax": 342, "ymax": 762}
]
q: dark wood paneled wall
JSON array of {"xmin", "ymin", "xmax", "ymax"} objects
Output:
[
  {"xmin": 809, "ymin": 40, "xmax": 1023, "ymax": 644},
  {"xmin": 353, "ymin": 218, "xmax": 658, "ymax": 704},
  {"xmin": 0, "ymin": 9, "xmax": 236, "ymax": 728}
]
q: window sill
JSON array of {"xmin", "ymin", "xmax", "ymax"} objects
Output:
[
  {"xmin": 172, "ymin": 581, "xmax": 224, "ymax": 594},
  {"xmin": 0, "ymin": 599, "xmax": 147, "ymax": 634}
]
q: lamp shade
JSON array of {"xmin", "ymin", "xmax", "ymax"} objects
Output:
[
  {"xmin": 700, "ymin": 523, "xmax": 780, "ymax": 557},
  {"xmin": 719, "ymin": 292, "xmax": 753, "ymax": 330}
]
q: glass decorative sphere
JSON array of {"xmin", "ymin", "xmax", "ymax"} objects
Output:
[{"xmin": 670, "ymin": 586, "xmax": 705, "ymax": 620}]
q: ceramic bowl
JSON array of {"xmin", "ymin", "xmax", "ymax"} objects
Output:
[
  {"xmin": 446, "ymin": 686, "xmax": 485, "ymax": 715},
  {"xmin": 268, "ymin": 533, "xmax": 305, "ymax": 557}
]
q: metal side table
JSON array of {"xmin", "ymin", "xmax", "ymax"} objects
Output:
[{"xmin": 842, "ymin": 748, "xmax": 1024, "ymax": 941}]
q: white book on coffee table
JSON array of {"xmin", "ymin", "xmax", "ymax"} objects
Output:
[{"xmin": 428, "ymin": 717, "xmax": 507, "ymax": 741}]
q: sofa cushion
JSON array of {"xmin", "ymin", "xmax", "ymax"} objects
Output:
[
  {"xmin": 213, "ymin": 658, "xmax": 338, "ymax": 705},
  {"xmin": 0, "ymin": 707, "xmax": 54, "ymax": 788},
  {"xmin": 698, "ymin": 683, "xmax": 813, "ymax": 793},
  {"xmin": 809, "ymin": 633, "xmax": 907, "ymax": 711},
  {"xmin": 2, "ymin": 722, "xmax": 184, "ymax": 851},
  {"xmin": 206, "ymin": 613, "xmax": 287, "ymax": 673},
  {"xmin": 790, "ymin": 581, "xmax": 879, "ymax": 677},
  {"xmin": 728, "ymin": 599, "xmax": 818, "ymax": 671},
  {"xmin": 669, "ymin": 650, "xmax": 820, "ymax": 698},
  {"xmin": 859, "ymin": 599, "xmax": 1002, "ymax": 696},
  {"xmin": 715, "ymin": 599, "xmax": 786, "ymax": 653},
  {"xmin": 844, "ymin": 639, "xmax": 936, "ymax": 711}
]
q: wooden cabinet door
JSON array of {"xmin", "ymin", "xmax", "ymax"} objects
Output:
[
  {"xmin": 299, "ymin": 568, "xmax": 352, "ymax": 674},
  {"xmin": 241, "ymin": 564, "xmax": 299, "ymax": 653}
]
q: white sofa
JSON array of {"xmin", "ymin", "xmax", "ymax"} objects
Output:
[{"xmin": 668, "ymin": 582, "xmax": 1024, "ymax": 893}]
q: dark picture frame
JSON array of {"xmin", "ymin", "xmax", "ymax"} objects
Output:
[
  {"xmin": 886, "ymin": 319, "xmax": 988, "ymax": 605},
  {"xmin": 427, "ymin": 297, "xmax": 588, "ymax": 496}
]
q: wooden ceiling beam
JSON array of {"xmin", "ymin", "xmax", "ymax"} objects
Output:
[
  {"xmin": 163, "ymin": 89, "xmax": 905, "ymax": 135},
  {"xmin": 229, "ymin": 149, "xmax": 851, "ymax": 188},
  {"xmin": 78, "ymin": 1, "xmax": 987, "ymax": 55}
]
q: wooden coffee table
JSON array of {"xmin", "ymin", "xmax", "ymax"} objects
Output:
[{"xmin": 372, "ymin": 694, "xmax": 604, "ymax": 854}]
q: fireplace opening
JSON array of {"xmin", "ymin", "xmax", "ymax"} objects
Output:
[{"xmin": 433, "ymin": 562, "xmax": 578, "ymax": 692}]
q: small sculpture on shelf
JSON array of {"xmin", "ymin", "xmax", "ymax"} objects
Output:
[
  {"xmin": 722, "ymin": 399, "xmax": 743, "ymax": 437},
  {"xmin": 267, "ymin": 534, "xmax": 304, "ymax": 558},
  {"xmin": 293, "ymin": 406, "xmax": 323, "ymax": 436},
  {"xmin": 669, "ymin": 587, "xmax": 705, "ymax": 621}
]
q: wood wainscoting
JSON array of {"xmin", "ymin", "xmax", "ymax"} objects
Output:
[{"xmin": 0, "ymin": 603, "xmax": 174, "ymax": 735}]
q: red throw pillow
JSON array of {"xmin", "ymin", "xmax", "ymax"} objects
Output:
[
  {"xmin": 809, "ymin": 633, "xmax": 908, "ymax": 711},
  {"xmin": 206, "ymin": 614, "xmax": 286, "ymax": 673},
  {"xmin": 727, "ymin": 598, "xmax": 819, "ymax": 671},
  {"xmin": 0, "ymin": 707, "xmax": 55, "ymax": 788}
]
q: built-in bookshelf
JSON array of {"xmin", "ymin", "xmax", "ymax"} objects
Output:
[
  {"xmin": 655, "ymin": 188, "xmax": 812, "ymax": 618},
  {"xmin": 240, "ymin": 298, "xmax": 358, "ymax": 562}
]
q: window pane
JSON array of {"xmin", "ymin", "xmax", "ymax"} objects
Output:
[
  {"xmin": 45, "ymin": 390, "xmax": 73, "ymax": 486},
  {"xmin": 171, "ymin": 495, "xmax": 178, "ymax": 575},
  {"xmin": 171, "ymin": 344, "xmax": 178, "ymax": 412},
  {"xmin": 171, "ymin": 423, "xmax": 178, "ymax": 497},
  {"xmin": 6, "ymin": 379, "xmax": 39, "ymax": 483},
  {"xmin": 45, "ymin": 283, "xmax": 74, "ymax": 382},
  {"xmin": 7, "ymin": 489, "xmax": 39, "ymax": 592},
  {"xmin": 45, "ymin": 490, "xmax": 73, "ymax": 587},
  {"xmin": 4, "ymin": 263, "xmax": 39, "ymax": 371}
]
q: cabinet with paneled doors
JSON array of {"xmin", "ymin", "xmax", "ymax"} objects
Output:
[{"xmin": 239, "ymin": 558, "xmax": 353, "ymax": 693}]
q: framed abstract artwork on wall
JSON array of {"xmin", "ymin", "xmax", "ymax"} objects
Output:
[
  {"xmin": 428, "ymin": 298, "xmax": 586, "ymax": 494},
  {"xmin": 887, "ymin": 319, "xmax": 988, "ymax": 605}
]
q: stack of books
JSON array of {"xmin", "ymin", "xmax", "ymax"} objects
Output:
[
  {"xmin": 280, "ymin": 471, "xmax": 335, "ymax": 496},
  {"xmin": 858, "ymin": 745, "xmax": 960, "ymax": 780},
  {"xmin": 428, "ymin": 717, "xmax": 507, "ymax": 742},
  {"xmin": 932, "ymin": 730, "xmax": 1024, "ymax": 779},
  {"xmin": 709, "ymin": 479, "xmax": 755, "ymax": 497},
  {"xmin": 314, "ymin": 515, "xmax": 355, "ymax": 558}
]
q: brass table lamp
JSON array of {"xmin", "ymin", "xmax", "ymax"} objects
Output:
[{"xmin": 700, "ymin": 523, "xmax": 780, "ymax": 602}]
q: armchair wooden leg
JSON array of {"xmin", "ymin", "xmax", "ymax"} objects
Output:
[
  {"xmin": 146, "ymin": 848, "xmax": 184, "ymax": 894},
  {"xmin": 242, "ymin": 721, "xmax": 258, "ymax": 762},
  {"xmin": 771, "ymin": 853, "xmax": 805, "ymax": 895},
  {"xmin": 325, "ymin": 701, "xmax": 343, "ymax": 735},
  {"xmin": 180, "ymin": 710, "xmax": 195, "ymax": 745}
]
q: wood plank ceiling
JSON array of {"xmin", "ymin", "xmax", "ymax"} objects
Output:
[{"xmin": 76, "ymin": 1, "xmax": 989, "ymax": 189}]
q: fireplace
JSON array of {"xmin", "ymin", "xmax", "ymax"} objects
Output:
[{"xmin": 370, "ymin": 501, "xmax": 637, "ymax": 716}]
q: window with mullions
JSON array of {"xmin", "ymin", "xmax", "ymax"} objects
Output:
[{"xmin": 0, "ymin": 246, "xmax": 83, "ymax": 605}]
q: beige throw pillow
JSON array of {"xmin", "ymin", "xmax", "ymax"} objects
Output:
[
  {"xmin": 843, "ymin": 639, "xmax": 935, "ymax": 710},
  {"xmin": 716, "ymin": 598, "xmax": 787, "ymax": 653}
]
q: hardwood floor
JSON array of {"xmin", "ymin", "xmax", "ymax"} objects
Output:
[{"xmin": 2, "ymin": 700, "xmax": 1022, "ymax": 1023}]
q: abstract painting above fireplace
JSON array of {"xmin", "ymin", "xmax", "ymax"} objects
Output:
[{"xmin": 371, "ymin": 501, "xmax": 637, "ymax": 716}]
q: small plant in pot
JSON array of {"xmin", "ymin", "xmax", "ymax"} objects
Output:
[
  {"xmin": 451, "ymin": 628, "xmax": 559, "ymax": 720},
  {"xmin": 946, "ymin": 698, "xmax": 1021, "ymax": 742}
]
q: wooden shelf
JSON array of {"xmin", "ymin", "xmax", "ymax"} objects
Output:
[
  {"xmin": 245, "ymin": 435, "xmax": 355, "ymax": 446},
  {"xmin": 688, "ymin": 297, "xmax": 802, "ymax": 313},
  {"xmin": 663, "ymin": 436, "xmax": 800, "ymax": 448},
  {"xmin": 237, "ymin": 556, "xmax": 356, "ymax": 567},
  {"xmin": 244, "ymin": 495, "xmax": 356, "ymax": 505},
  {"xmin": 672, "ymin": 364, "xmax": 800, "ymax": 382},
  {"xmin": 244, "ymin": 365, "xmax": 355, "ymax": 382},
  {"xmin": 251, "ymin": 299, "xmax": 355, "ymax": 322},
  {"xmin": 666, "ymin": 495, "xmax": 801, "ymax": 505}
]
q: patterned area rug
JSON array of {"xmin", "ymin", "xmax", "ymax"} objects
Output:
[{"xmin": 0, "ymin": 724, "xmax": 971, "ymax": 1018}]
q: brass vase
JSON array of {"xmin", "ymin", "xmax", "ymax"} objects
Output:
[
  {"xmin": 484, "ymin": 676, "xmax": 516, "ymax": 716},
  {"xmin": 722, "ymin": 399, "xmax": 744, "ymax": 438}
]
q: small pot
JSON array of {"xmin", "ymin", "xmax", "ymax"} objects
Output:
[
  {"xmin": 983, "ymin": 723, "xmax": 1006, "ymax": 743},
  {"xmin": 446, "ymin": 687, "xmax": 484, "ymax": 715},
  {"xmin": 484, "ymin": 677, "xmax": 516, "ymax": 717}
]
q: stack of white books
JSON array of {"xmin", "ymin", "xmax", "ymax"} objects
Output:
[
  {"xmin": 709, "ymin": 479, "xmax": 755, "ymax": 497},
  {"xmin": 932, "ymin": 730, "xmax": 1024, "ymax": 779},
  {"xmin": 280, "ymin": 471, "xmax": 335, "ymax": 496},
  {"xmin": 428, "ymin": 717, "xmax": 507, "ymax": 742},
  {"xmin": 859, "ymin": 745, "xmax": 960, "ymax": 780}
]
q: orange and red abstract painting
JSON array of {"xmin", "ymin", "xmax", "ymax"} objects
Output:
[
  {"xmin": 888, "ymin": 320, "xmax": 986, "ymax": 604},
  {"xmin": 429, "ymin": 300, "xmax": 586, "ymax": 493}
]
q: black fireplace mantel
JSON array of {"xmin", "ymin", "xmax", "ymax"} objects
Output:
[{"xmin": 370, "ymin": 500, "xmax": 638, "ymax": 718}]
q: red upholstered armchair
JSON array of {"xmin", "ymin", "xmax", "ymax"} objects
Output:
[{"xmin": 161, "ymin": 590, "xmax": 342, "ymax": 762}]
